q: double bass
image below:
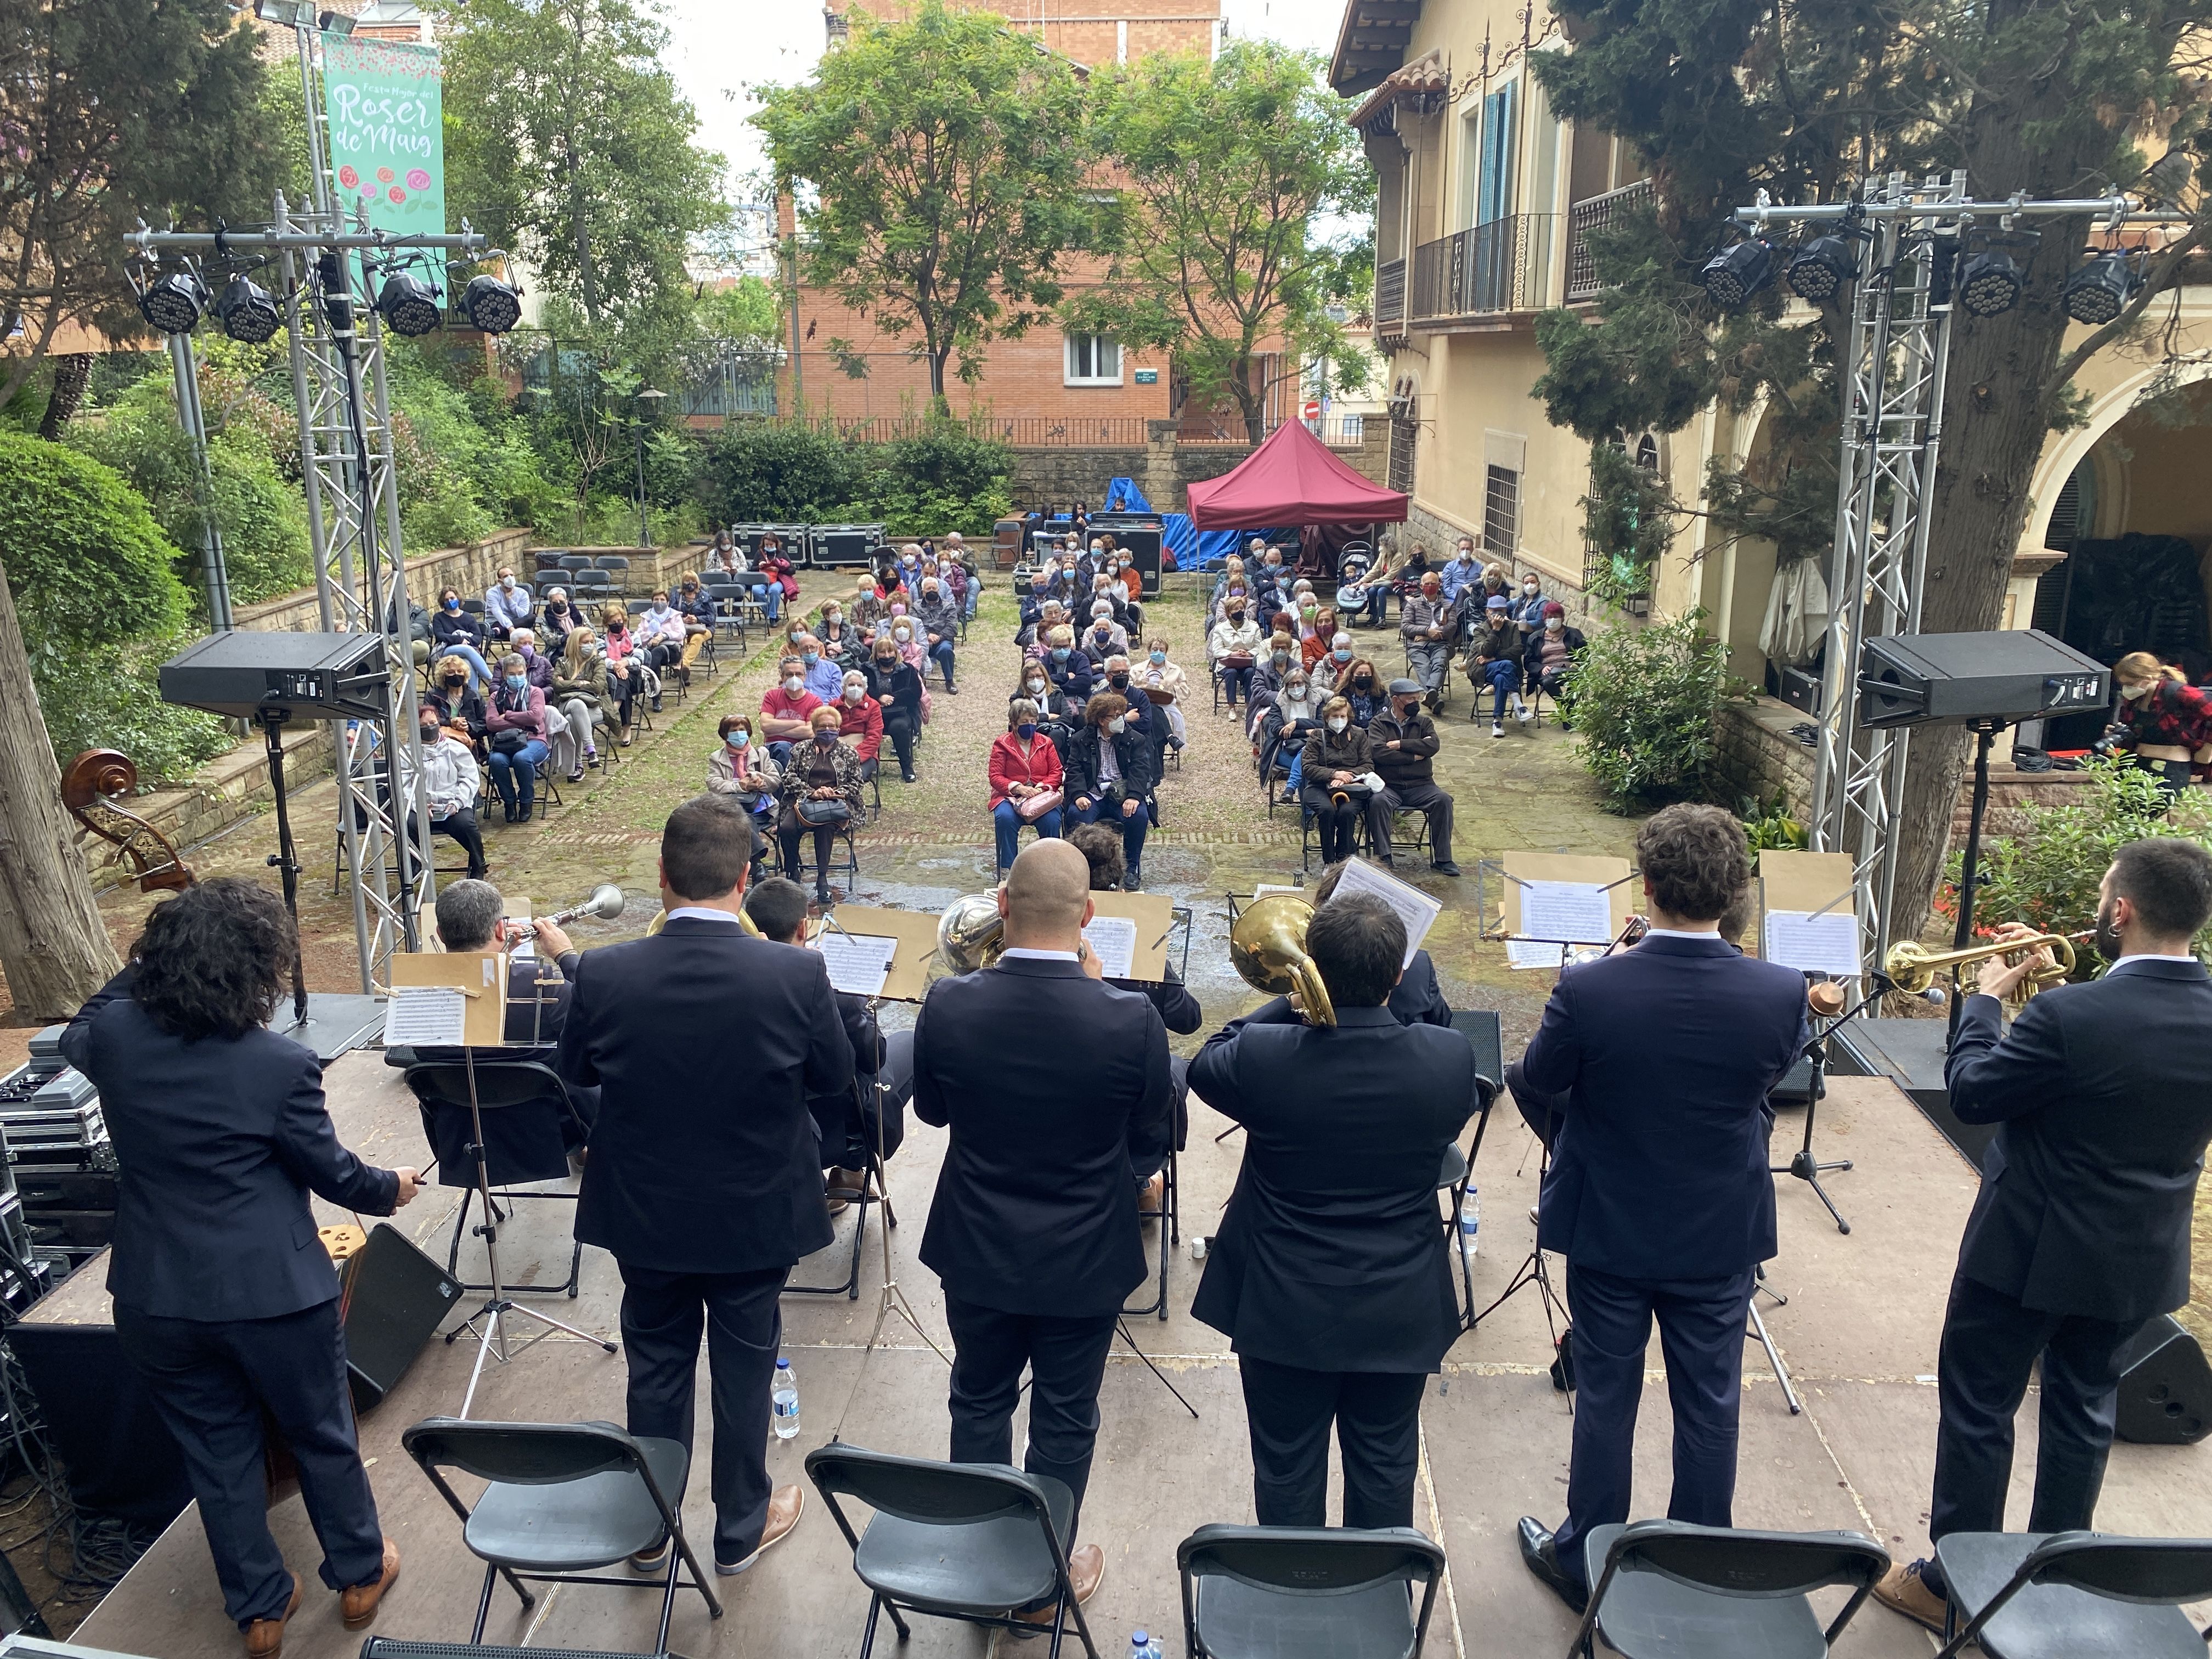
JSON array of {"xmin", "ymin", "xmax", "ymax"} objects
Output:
[{"xmin": 61, "ymin": 749, "xmax": 195, "ymax": 893}]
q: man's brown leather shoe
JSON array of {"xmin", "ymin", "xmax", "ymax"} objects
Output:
[
  {"xmin": 340, "ymin": 1538, "xmax": 400, "ymax": 1628},
  {"xmin": 1138, "ymin": 1173, "xmax": 1165, "ymax": 1219},
  {"xmin": 242, "ymin": 1573, "xmax": 301, "ymax": 1659},
  {"xmin": 1013, "ymin": 1543, "xmax": 1104, "ymax": 1626},
  {"xmin": 718, "ymin": 1483, "xmax": 804, "ymax": 1574},
  {"xmin": 1872, "ymin": 1559, "xmax": 1950, "ymax": 1633}
]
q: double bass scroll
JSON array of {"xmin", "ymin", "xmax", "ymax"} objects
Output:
[{"xmin": 61, "ymin": 749, "xmax": 195, "ymax": 893}]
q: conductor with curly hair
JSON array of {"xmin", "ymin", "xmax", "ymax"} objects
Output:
[{"xmin": 61, "ymin": 878, "xmax": 421, "ymax": 1658}]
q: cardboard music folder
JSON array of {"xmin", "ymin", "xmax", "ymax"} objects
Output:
[
  {"xmin": 1085, "ymin": 890, "xmax": 1173, "ymax": 983},
  {"xmin": 1499, "ymin": 852, "xmax": 1637, "ymax": 943},
  {"xmin": 806, "ymin": 905, "xmax": 943, "ymax": 1003},
  {"xmin": 388, "ymin": 950, "xmax": 507, "ymax": 1047},
  {"xmin": 1757, "ymin": 850, "xmax": 1860, "ymax": 974}
]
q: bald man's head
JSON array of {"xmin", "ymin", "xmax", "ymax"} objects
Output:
[{"xmin": 998, "ymin": 838, "xmax": 1094, "ymax": 949}]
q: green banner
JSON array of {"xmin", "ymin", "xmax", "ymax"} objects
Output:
[{"xmin": 321, "ymin": 33, "xmax": 445, "ymax": 238}]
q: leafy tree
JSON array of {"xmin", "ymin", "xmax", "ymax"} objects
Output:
[
  {"xmin": 1564, "ymin": 607, "xmax": 1745, "ymax": 808},
  {"xmin": 1073, "ymin": 40, "xmax": 1374, "ymax": 442},
  {"xmin": 0, "ymin": 0, "xmax": 285, "ymax": 414},
  {"xmin": 752, "ymin": 0, "xmax": 1092, "ymax": 412},
  {"xmin": 1530, "ymin": 0, "xmax": 2212, "ymax": 932},
  {"xmin": 433, "ymin": 0, "xmax": 727, "ymax": 342}
]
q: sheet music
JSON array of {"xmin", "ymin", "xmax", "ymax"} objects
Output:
[
  {"xmin": 1505, "ymin": 940, "xmax": 1609, "ymax": 970},
  {"xmin": 814, "ymin": 932, "xmax": 897, "ymax": 997},
  {"xmin": 1330, "ymin": 856, "xmax": 1440, "ymax": 969},
  {"xmin": 1764, "ymin": 909, "xmax": 1861, "ymax": 976},
  {"xmin": 1518, "ymin": 879, "xmax": 1614, "ymax": 945},
  {"xmin": 1081, "ymin": 915, "xmax": 1138, "ymax": 979},
  {"xmin": 383, "ymin": 987, "xmax": 467, "ymax": 1046},
  {"xmin": 1252, "ymin": 883, "xmax": 1302, "ymax": 900}
]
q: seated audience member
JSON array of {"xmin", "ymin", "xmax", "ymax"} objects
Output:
[
  {"xmin": 760, "ymin": 653, "xmax": 825, "ymax": 764},
  {"xmin": 744, "ymin": 876, "xmax": 889, "ymax": 1207},
  {"xmin": 707, "ymin": 713, "xmax": 779, "ymax": 817},
  {"xmin": 431, "ymin": 585, "xmax": 495, "ymax": 690},
  {"xmin": 706, "ymin": 527, "xmax": 744, "ymax": 581},
  {"xmin": 1209, "ymin": 595, "xmax": 1262, "ymax": 709},
  {"xmin": 1524, "ymin": 601, "xmax": 1587, "ymax": 711},
  {"xmin": 1018, "ymin": 571, "xmax": 1055, "ymax": 648},
  {"xmin": 1315, "ymin": 630, "xmax": 1356, "ymax": 692},
  {"xmin": 1099, "ymin": 655, "xmax": 1163, "ymax": 775},
  {"xmin": 554, "ymin": 627, "xmax": 620, "ymax": 760},
  {"xmin": 1301, "ymin": 696, "xmax": 1376, "ymax": 865},
  {"xmin": 885, "ymin": 608, "xmax": 930, "ymax": 686},
  {"xmin": 1438, "ymin": 537, "xmax": 1483, "ymax": 606},
  {"xmin": 1263, "ymin": 667, "xmax": 1325, "ymax": 780},
  {"xmin": 540, "ymin": 586, "xmax": 581, "ymax": 651},
  {"xmin": 673, "ymin": 574, "xmax": 715, "ymax": 674},
  {"xmin": 795, "ymin": 632, "xmax": 844, "ymax": 704},
  {"xmin": 1368, "ymin": 678, "xmax": 1460, "ymax": 876},
  {"xmin": 850, "ymin": 573, "xmax": 888, "ymax": 637},
  {"xmin": 866, "ymin": 637, "xmax": 925, "ymax": 784},
  {"xmin": 775, "ymin": 707, "xmax": 866, "ymax": 905},
  {"xmin": 1399, "ymin": 572, "xmax": 1455, "ymax": 710},
  {"xmin": 636, "ymin": 590, "xmax": 689, "ymax": 684},
  {"xmin": 836, "ymin": 669, "xmax": 883, "ymax": 776},
  {"xmin": 1082, "ymin": 603, "xmax": 1130, "ymax": 666},
  {"xmin": 1510, "ymin": 569, "xmax": 1550, "ymax": 639},
  {"xmin": 915, "ymin": 578, "xmax": 962, "ymax": 692},
  {"xmin": 1135, "ymin": 636, "xmax": 1189, "ymax": 753},
  {"xmin": 484, "ymin": 653, "xmax": 550, "ymax": 824},
  {"xmin": 1210, "ymin": 557, "xmax": 1246, "ymax": 612},
  {"xmin": 599, "ymin": 605, "xmax": 659, "ymax": 731},
  {"xmin": 483, "ymin": 565, "xmax": 534, "ymax": 640},
  {"xmin": 1340, "ymin": 657, "xmax": 1389, "ymax": 728},
  {"xmin": 990, "ymin": 698, "xmax": 1065, "ymax": 874},
  {"xmin": 410, "ymin": 707, "xmax": 487, "ymax": 879},
  {"xmin": 1312, "ymin": 860, "xmax": 1454, "ymax": 1025},
  {"xmin": 1107, "ymin": 545, "xmax": 1143, "ymax": 612},
  {"xmin": 816, "ymin": 601, "xmax": 861, "ymax": 672},
  {"xmin": 1468, "ymin": 595, "xmax": 1529, "ymax": 735},
  {"xmin": 756, "ymin": 534, "xmax": 798, "ymax": 612},
  {"xmin": 1257, "ymin": 628, "xmax": 1301, "ymax": 696},
  {"xmin": 430, "ymin": 653, "xmax": 487, "ymax": 741},
  {"xmin": 1043, "ymin": 624, "xmax": 1096, "ymax": 703},
  {"xmin": 432, "ymin": 877, "xmax": 582, "ymax": 1048},
  {"xmin": 1064, "ymin": 692, "xmax": 1156, "ymax": 890},
  {"xmin": 517, "ymin": 630, "xmax": 593, "ymax": 783}
]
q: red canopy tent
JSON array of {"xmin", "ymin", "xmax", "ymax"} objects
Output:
[{"xmin": 1185, "ymin": 417, "xmax": 1408, "ymax": 528}]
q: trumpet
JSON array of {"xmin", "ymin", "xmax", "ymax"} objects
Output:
[
  {"xmin": 1229, "ymin": 893, "xmax": 1336, "ymax": 1026},
  {"xmin": 1883, "ymin": 929, "xmax": 2086, "ymax": 1000}
]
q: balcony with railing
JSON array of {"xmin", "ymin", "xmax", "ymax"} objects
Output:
[
  {"xmin": 1565, "ymin": 178, "xmax": 1656, "ymax": 302},
  {"xmin": 1407, "ymin": 215, "xmax": 1557, "ymax": 325},
  {"xmin": 1375, "ymin": 257, "xmax": 1408, "ymax": 341}
]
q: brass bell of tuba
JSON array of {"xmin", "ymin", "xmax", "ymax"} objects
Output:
[
  {"xmin": 935, "ymin": 891, "xmax": 1007, "ymax": 975},
  {"xmin": 1229, "ymin": 893, "xmax": 1336, "ymax": 1026}
]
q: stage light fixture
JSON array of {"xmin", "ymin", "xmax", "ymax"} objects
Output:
[
  {"xmin": 138, "ymin": 272, "xmax": 207, "ymax": 336},
  {"xmin": 253, "ymin": 0, "xmax": 318, "ymax": 24},
  {"xmin": 1785, "ymin": 234, "xmax": 1858, "ymax": 302},
  {"xmin": 459, "ymin": 274, "xmax": 523, "ymax": 335},
  {"xmin": 1700, "ymin": 239, "xmax": 1774, "ymax": 307},
  {"xmin": 1956, "ymin": 249, "xmax": 2023, "ymax": 318},
  {"xmin": 374, "ymin": 272, "xmax": 443, "ymax": 338},
  {"xmin": 215, "ymin": 274, "xmax": 282, "ymax": 345},
  {"xmin": 2062, "ymin": 250, "xmax": 2137, "ymax": 325}
]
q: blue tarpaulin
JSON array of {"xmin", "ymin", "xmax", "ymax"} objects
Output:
[
  {"xmin": 1103, "ymin": 477, "xmax": 1152, "ymax": 511},
  {"xmin": 1162, "ymin": 515, "xmax": 1286, "ymax": 571}
]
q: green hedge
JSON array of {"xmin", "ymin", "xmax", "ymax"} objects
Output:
[{"xmin": 697, "ymin": 419, "xmax": 1013, "ymax": 535}]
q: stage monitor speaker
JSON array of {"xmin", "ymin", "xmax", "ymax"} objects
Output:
[
  {"xmin": 341, "ymin": 1222, "xmax": 464, "ymax": 1413},
  {"xmin": 7, "ymin": 1322, "xmax": 190, "ymax": 1527},
  {"xmin": 808, "ymin": 523, "xmax": 886, "ymax": 568},
  {"xmin": 2113, "ymin": 1314, "xmax": 2212, "ymax": 1445},
  {"xmin": 160, "ymin": 630, "xmax": 388, "ymax": 723},
  {"xmin": 1107, "ymin": 523, "xmax": 1165, "ymax": 597},
  {"xmin": 1856, "ymin": 629, "xmax": 2109, "ymax": 730}
]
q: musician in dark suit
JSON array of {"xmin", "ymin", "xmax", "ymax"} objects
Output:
[
  {"xmin": 429, "ymin": 878, "xmax": 580, "ymax": 1046},
  {"xmin": 558, "ymin": 796, "xmax": 851, "ymax": 1576},
  {"xmin": 1513, "ymin": 805, "xmax": 1808, "ymax": 1613},
  {"xmin": 1875, "ymin": 837, "xmax": 2212, "ymax": 1631},
  {"xmin": 1192, "ymin": 892, "xmax": 1476, "ymax": 1527},
  {"xmin": 61, "ymin": 879, "xmax": 417, "ymax": 1656},
  {"xmin": 912, "ymin": 838, "xmax": 1173, "ymax": 1618},
  {"xmin": 1314, "ymin": 861, "xmax": 1453, "ymax": 1026}
]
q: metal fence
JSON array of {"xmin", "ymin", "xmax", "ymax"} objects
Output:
[
  {"xmin": 1409, "ymin": 215, "xmax": 1558, "ymax": 321},
  {"xmin": 1566, "ymin": 179, "xmax": 1656, "ymax": 302}
]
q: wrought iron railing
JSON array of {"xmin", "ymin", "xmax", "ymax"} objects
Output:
[
  {"xmin": 1408, "ymin": 215, "xmax": 1558, "ymax": 321},
  {"xmin": 1565, "ymin": 178, "xmax": 1656, "ymax": 302}
]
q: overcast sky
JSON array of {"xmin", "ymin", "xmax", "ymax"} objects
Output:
[{"xmin": 661, "ymin": 0, "xmax": 1349, "ymax": 225}]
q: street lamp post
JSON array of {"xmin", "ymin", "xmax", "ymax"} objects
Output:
[{"xmin": 634, "ymin": 386, "xmax": 667, "ymax": 548}]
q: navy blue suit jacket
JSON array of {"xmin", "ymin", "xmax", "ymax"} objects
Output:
[
  {"xmin": 913, "ymin": 956, "xmax": 1172, "ymax": 1316},
  {"xmin": 559, "ymin": 916, "xmax": 851, "ymax": 1273},
  {"xmin": 61, "ymin": 968, "xmax": 398, "ymax": 1321},
  {"xmin": 1389, "ymin": 948, "xmax": 1452, "ymax": 1028},
  {"xmin": 1519, "ymin": 934, "xmax": 1807, "ymax": 1281},
  {"xmin": 1945, "ymin": 957, "xmax": 2212, "ymax": 1321}
]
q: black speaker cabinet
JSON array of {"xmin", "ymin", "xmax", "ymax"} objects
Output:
[
  {"xmin": 1855, "ymin": 629, "xmax": 2108, "ymax": 730},
  {"xmin": 2113, "ymin": 1314, "xmax": 2212, "ymax": 1445},
  {"xmin": 808, "ymin": 523, "xmax": 887, "ymax": 568},
  {"xmin": 341, "ymin": 1222, "xmax": 464, "ymax": 1413},
  {"xmin": 160, "ymin": 630, "xmax": 388, "ymax": 723}
]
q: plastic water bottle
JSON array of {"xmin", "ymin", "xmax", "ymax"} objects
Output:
[
  {"xmin": 772, "ymin": 1357, "xmax": 800, "ymax": 1440},
  {"xmin": 1130, "ymin": 1633, "xmax": 1162, "ymax": 1659},
  {"xmin": 1459, "ymin": 1186, "xmax": 1481, "ymax": 1260}
]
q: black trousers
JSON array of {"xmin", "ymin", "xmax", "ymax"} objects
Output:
[
  {"xmin": 425, "ymin": 809, "xmax": 485, "ymax": 878},
  {"xmin": 1301, "ymin": 786, "xmax": 1364, "ymax": 863},
  {"xmin": 1238, "ymin": 1356, "xmax": 1427, "ymax": 1529},
  {"xmin": 777, "ymin": 819, "xmax": 842, "ymax": 890},
  {"xmin": 1380, "ymin": 778, "xmax": 1454, "ymax": 865},
  {"xmin": 943, "ymin": 1294, "xmax": 1118, "ymax": 1530},
  {"xmin": 1929, "ymin": 1271, "xmax": 2137, "ymax": 1553},
  {"xmin": 616, "ymin": 1262, "xmax": 787, "ymax": 1562},
  {"xmin": 114, "ymin": 1299, "xmax": 385, "ymax": 1629},
  {"xmin": 883, "ymin": 710, "xmax": 917, "ymax": 778}
]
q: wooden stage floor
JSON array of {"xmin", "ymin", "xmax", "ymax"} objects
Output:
[{"xmin": 71, "ymin": 1059, "xmax": 2212, "ymax": 1658}]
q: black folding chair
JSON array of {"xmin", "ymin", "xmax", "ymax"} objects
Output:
[
  {"xmin": 1572, "ymin": 1520, "xmax": 1890, "ymax": 1659},
  {"xmin": 786, "ymin": 1074, "xmax": 895, "ymax": 1301},
  {"xmin": 403, "ymin": 1057, "xmax": 588, "ymax": 1297},
  {"xmin": 402, "ymin": 1417, "xmax": 720, "ymax": 1652},
  {"xmin": 1124, "ymin": 1142, "xmax": 1179, "ymax": 1321},
  {"xmin": 1176, "ymin": 1523, "xmax": 1446, "ymax": 1658},
  {"xmin": 595, "ymin": 555, "xmax": 631, "ymax": 595},
  {"xmin": 806, "ymin": 1443, "xmax": 1102, "ymax": 1658},
  {"xmin": 1932, "ymin": 1530, "xmax": 2212, "ymax": 1658},
  {"xmin": 1444, "ymin": 1011, "xmax": 1502, "ymax": 1328}
]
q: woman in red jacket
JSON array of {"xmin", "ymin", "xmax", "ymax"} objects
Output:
[
  {"xmin": 835, "ymin": 669, "xmax": 885, "ymax": 775},
  {"xmin": 2112, "ymin": 651, "xmax": 2212, "ymax": 802},
  {"xmin": 990, "ymin": 697, "xmax": 1064, "ymax": 875}
]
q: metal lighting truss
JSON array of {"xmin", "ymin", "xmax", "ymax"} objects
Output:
[{"xmin": 1733, "ymin": 174, "xmax": 2189, "ymax": 978}]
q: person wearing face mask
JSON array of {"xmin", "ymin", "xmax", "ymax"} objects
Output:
[
  {"xmin": 483, "ymin": 565, "xmax": 534, "ymax": 640},
  {"xmin": 2104, "ymin": 651, "xmax": 2212, "ymax": 803},
  {"xmin": 1105, "ymin": 542, "xmax": 1143, "ymax": 611},
  {"xmin": 913, "ymin": 580, "xmax": 961, "ymax": 692},
  {"xmin": 865, "ymin": 639, "xmax": 925, "ymax": 783},
  {"xmin": 1043, "ymin": 624, "xmax": 1096, "ymax": 707},
  {"xmin": 1369, "ymin": 679, "xmax": 1460, "ymax": 876},
  {"xmin": 1509, "ymin": 571, "xmax": 1550, "ymax": 639},
  {"xmin": 516, "ymin": 630, "xmax": 593, "ymax": 784},
  {"xmin": 1257, "ymin": 622, "xmax": 1301, "ymax": 695},
  {"xmin": 835, "ymin": 669, "xmax": 883, "ymax": 780},
  {"xmin": 1317, "ymin": 632, "xmax": 1357, "ymax": 696},
  {"xmin": 1869, "ymin": 838, "xmax": 2212, "ymax": 1636},
  {"xmin": 989, "ymin": 698, "xmax": 1066, "ymax": 874},
  {"xmin": 1524, "ymin": 601, "xmax": 1588, "ymax": 718},
  {"xmin": 1300, "ymin": 697, "xmax": 1378, "ymax": 864},
  {"xmin": 1210, "ymin": 556, "xmax": 1247, "ymax": 614},
  {"xmin": 755, "ymin": 534, "xmax": 798, "ymax": 614},
  {"xmin": 1399, "ymin": 573, "xmax": 1455, "ymax": 713},
  {"xmin": 849, "ymin": 573, "xmax": 887, "ymax": 637},
  {"xmin": 540, "ymin": 586, "xmax": 580, "ymax": 652},
  {"xmin": 815, "ymin": 603, "xmax": 860, "ymax": 674},
  {"xmin": 1439, "ymin": 538, "xmax": 1484, "ymax": 607},
  {"xmin": 1089, "ymin": 572, "xmax": 1133, "ymax": 632},
  {"xmin": 554, "ymin": 628, "xmax": 616, "ymax": 766},
  {"xmin": 636, "ymin": 591, "xmax": 687, "ymax": 698},
  {"xmin": 708, "ymin": 528, "xmax": 747, "ymax": 582},
  {"xmin": 759, "ymin": 653, "xmax": 826, "ymax": 765},
  {"xmin": 428, "ymin": 654, "xmax": 488, "ymax": 743},
  {"xmin": 1082, "ymin": 602, "xmax": 1130, "ymax": 667},
  {"xmin": 707, "ymin": 715, "xmax": 781, "ymax": 821},
  {"xmin": 1062, "ymin": 692, "xmax": 1156, "ymax": 890},
  {"xmin": 408, "ymin": 710, "xmax": 487, "ymax": 878},
  {"xmin": 1468, "ymin": 596, "xmax": 1529, "ymax": 736},
  {"xmin": 484, "ymin": 653, "xmax": 550, "ymax": 824},
  {"xmin": 673, "ymin": 573, "xmax": 716, "ymax": 674},
  {"xmin": 599, "ymin": 605, "xmax": 657, "ymax": 743},
  {"xmin": 1209, "ymin": 596, "xmax": 1262, "ymax": 709},
  {"xmin": 793, "ymin": 631, "xmax": 844, "ymax": 704},
  {"xmin": 1136, "ymin": 637, "xmax": 1189, "ymax": 754},
  {"xmin": 1099, "ymin": 655, "xmax": 1158, "ymax": 774},
  {"xmin": 1339, "ymin": 657, "xmax": 1388, "ymax": 729},
  {"xmin": 431, "ymin": 586, "xmax": 495, "ymax": 691},
  {"xmin": 1018, "ymin": 572, "xmax": 1054, "ymax": 648},
  {"xmin": 775, "ymin": 708, "xmax": 867, "ymax": 905},
  {"xmin": 1301, "ymin": 608, "xmax": 1339, "ymax": 672},
  {"xmin": 1261, "ymin": 669, "xmax": 1323, "ymax": 794}
]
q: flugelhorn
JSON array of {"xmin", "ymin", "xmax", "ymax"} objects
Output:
[
  {"xmin": 543, "ymin": 883, "xmax": 626, "ymax": 928},
  {"xmin": 935, "ymin": 891, "xmax": 1006, "ymax": 975},
  {"xmin": 1229, "ymin": 893, "xmax": 1336, "ymax": 1026},
  {"xmin": 1883, "ymin": 930, "xmax": 2083, "ymax": 1000}
]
